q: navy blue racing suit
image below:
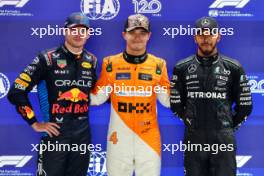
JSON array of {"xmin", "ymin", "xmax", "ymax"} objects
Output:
[{"xmin": 8, "ymin": 45, "xmax": 97, "ymax": 176}]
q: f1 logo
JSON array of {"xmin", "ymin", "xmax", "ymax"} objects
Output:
[
  {"xmin": 0, "ymin": 0, "xmax": 30, "ymax": 7},
  {"xmin": 236, "ymin": 155, "xmax": 252, "ymax": 168},
  {"xmin": 209, "ymin": 0, "xmax": 250, "ymax": 8},
  {"xmin": 0, "ymin": 155, "xmax": 32, "ymax": 167}
]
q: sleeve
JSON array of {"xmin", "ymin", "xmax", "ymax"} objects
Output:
[
  {"xmin": 232, "ymin": 66, "xmax": 253, "ymax": 130},
  {"xmin": 90, "ymin": 57, "xmax": 111, "ymax": 105},
  {"xmin": 90, "ymin": 53, "xmax": 98, "ymax": 89},
  {"xmin": 7, "ymin": 55, "xmax": 47, "ymax": 125},
  {"xmin": 156, "ymin": 60, "xmax": 170, "ymax": 108},
  {"xmin": 170, "ymin": 64, "xmax": 186, "ymax": 120}
]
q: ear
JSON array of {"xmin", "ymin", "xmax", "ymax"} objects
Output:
[
  {"xmin": 216, "ymin": 33, "xmax": 221, "ymax": 43},
  {"xmin": 147, "ymin": 32, "xmax": 152, "ymax": 40},
  {"xmin": 85, "ymin": 30, "xmax": 90, "ymax": 40},
  {"xmin": 122, "ymin": 32, "xmax": 127, "ymax": 41},
  {"xmin": 85, "ymin": 28, "xmax": 91, "ymax": 39},
  {"xmin": 64, "ymin": 27, "xmax": 69, "ymax": 37},
  {"xmin": 194, "ymin": 35, "xmax": 198, "ymax": 44},
  {"xmin": 86, "ymin": 34, "xmax": 90, "ymax": 40}
]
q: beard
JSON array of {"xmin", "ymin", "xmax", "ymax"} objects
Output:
[{"xmin": 198, "ymin": 42, "xmax": 217, "ymax": 56}]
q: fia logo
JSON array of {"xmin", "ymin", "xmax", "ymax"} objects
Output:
[
  {"xmin": 209, "ymin": 10, "xmax": 219, "ymax": 17},
  {"xmin": 0, "ymin": 73, "xmax": 10, "ymax": 99},
  {"xmin": 88, "ymin": 152, "xmax": 107, "ymax": 176},
  {"xmin": 209, "ymin": 0, "xmax": 250, "ymax": 8},
  {"xmin": 0, "ymin": 0, "xmax": 29, "ymax": 7},
  {"xmin": 81, "ymin": 0, "xmax": 120, "ymax": 20},
  {"xmin": 132, "ymin": 0, "xmax": 162, "ymax": 15}
]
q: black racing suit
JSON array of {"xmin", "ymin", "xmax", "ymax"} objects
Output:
[
  {"xmin": 8, "ymin": 45, "xmax": 97, "ymax": 176},
  {"xmin": 170, "ymin": 54, "xmax": 253, "ymax": 176}
]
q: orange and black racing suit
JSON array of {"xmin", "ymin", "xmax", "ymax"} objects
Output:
[{"xmin": 91, "ymin": 51, "xmax": 170, "ymax": 176}]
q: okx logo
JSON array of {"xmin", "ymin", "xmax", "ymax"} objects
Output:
[
  {"xmin": 81, "ymin": 0, "xmax": 120, "ymax": 20},
  {"xmin": 0, "ymin": 73, "xmax": 10, "ymax": 99},
  {"xmin": 132, "ymin": 0, "xmax": 162, "ymax": 15},
  {"xmin": 0, "ymin": 0, "xmax": 29, "ymax": 7},
  {"xmin": 209, "ymin": 0, "xmax": 250, "ymax": 8}
]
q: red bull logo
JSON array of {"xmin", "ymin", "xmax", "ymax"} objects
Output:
[
  {"xmin": 52, "ymin": 88, "xmax": 89, "ymax": 115},
  {"xmin": 52, "ymin": 103, "xmax": 88, "ymax": 114},
  {"xmin": 57, "ymin": 88, "xmax": 88, "ymax": 102}
]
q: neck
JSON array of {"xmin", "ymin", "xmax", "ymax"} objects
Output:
[
  {"xmin": 64, "ymin": 42, "xmax": 83, "ymax": 55},
  {"xmin": 197, "ymin": 48, "xmax": 218, "ymax": 57},
  {"xmin": 126, "ymin": 47, "xmax": 146, "ymax": 56}
]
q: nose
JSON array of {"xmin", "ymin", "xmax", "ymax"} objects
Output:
[
  {"xmin": 133, "ymin": 34, "xmax": 142, "ymax": 41},
  {"xmin": 203, "ymin": 36, "xmax": 211, "ymax": 43}
]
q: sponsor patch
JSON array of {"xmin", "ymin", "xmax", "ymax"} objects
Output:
[
  {"xmin": 15, "ymin": 78, "xmax": 29, "ymax": 88},
  {"xmin": 19, "ymin": 73, "xmax": 31, "ymax": 82},
  {"xmin": 116, "ymin": 73, "xmax": 131, "ymax": 80},
  {"xmin": 18, "ymin": 106, "xmax": 34, "ymax": 119},
  {"xmin": 217, "ymin": 80, "xmax": 227, "ymax": 86},
  {"xmin": 82, "ymin": 62, "xmax": 92, "ymax": 69},
  {"xmin": 138, "ymin": 73, "xmax": 152, "ymax": 81},
  {"xmin": 57, "ymin": 60, "xmax": 67, "ymax": 69}
]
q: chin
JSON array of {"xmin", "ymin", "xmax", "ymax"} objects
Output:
[
  {"xmin": 132, "ymin": 45, "xmax": 144, "ymax": 51},
  {"xmin": 72, "ymin": 42, "xmax": 85, "ymax": 48},
  {"xmin": 203, "ymin": 50, "xmax": 214, "ymax": 56},
  {"xmin": 200, "ymin": 47, "xmax": 212, "ymax": 53}
]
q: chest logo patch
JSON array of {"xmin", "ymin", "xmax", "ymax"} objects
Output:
[
  {"xmin": 57, "ymin": 60, "xmax": 67, "ymax": 69},
  {"xmin": 188, "ymin": 64, "xmax": 197, "ymax": 73},
  {"xmin": 138, "ymin": 73, "xmax": 152, "ymax": 81},
  {"xmin": 116, "ymin": 73, "xmax": 131, "ymax": 80},
  {"xmin": 82, "ymin": 62, "xmax": 92, "ymax": 69}
]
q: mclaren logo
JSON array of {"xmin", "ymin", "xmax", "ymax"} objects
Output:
[
  {"xmin": 0, "ymin": 0, "xmax": 30, "ymax": 7},
  {"xmin": 209, "ymin": 0, "xmax": 250, "ymax": 8}
]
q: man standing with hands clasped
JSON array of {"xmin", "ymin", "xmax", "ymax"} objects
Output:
[{"xmin": 170, "ymin": 16, "xmax": 253, "ymax": 176}]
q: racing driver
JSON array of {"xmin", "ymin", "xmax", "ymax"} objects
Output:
[
  {"xmin": 8, "ymin": 12, "xmax": 97, "ymax": 176},
  {"xmin": 90, "ymin": 14, "xmax": 170, "ymax": 176},
  {"xmin": 170, "ymin": 16, "xmax": 253, "ymax": 176}
]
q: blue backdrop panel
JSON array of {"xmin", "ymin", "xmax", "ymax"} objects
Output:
[{"xmin": 0, "ymin": 0, "xmax": 263, "ymax": 175}]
